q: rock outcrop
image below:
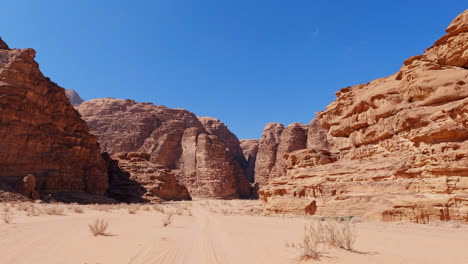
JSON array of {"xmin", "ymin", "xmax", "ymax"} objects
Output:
[
  {"xmin": 105, "ymin": 152, "xmax": 191, "ymax": 202},
  {"xmin": 15, "ymin": 174, "xmax": 40, "ymax": 200},
  {"xmin": 240, "ymin": 139, "xmax": 259, "ymax": 183},
  {"xmin": 259, "ymin": 9, "xmax": 468, "ymax": 223},
  {"xmin": 0, "ymin": 37, "xmax": 108, "ymax": 197},
  {"xmin": 254, "ymin": 122, "xmax": 309, "ymax": 186},
  {"xmin": 76, "ymin": 98, "xmax": 251, "ymax": 199},
  {"xmin": 65, "ymin": 89, "xmax": 84, "ymax": 106}
]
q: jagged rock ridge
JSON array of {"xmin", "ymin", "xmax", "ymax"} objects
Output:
[{"xmin": 258, "ymin": 9, "xmax": 468, "ymax": 223}]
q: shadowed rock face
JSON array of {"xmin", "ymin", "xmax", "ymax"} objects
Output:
[
  {"xmin": 240, "ymin": 139, "xmax": 259, "ymax": 183},
  {"xmin": 259, "ymin": 9, "xmax": 468, "ymax": 223},
  {"xmin": 65, "ymin": 89, "xmax": 84, "ymax": 106},
  {"xmin": 104, "ymin": 152, "xmax": 191, "ymax": 203},
  {"xmin": 254, "ymin": 122, "xmax": 309, "ymax": 186},
  {"xmin": 76, "ymin": 98, "xmax": 251, "ymax": 199},
  {"xmin": 0, "ymin": 38, "xmax": 108, "ymax": 196}
]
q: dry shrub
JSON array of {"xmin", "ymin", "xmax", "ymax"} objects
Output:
[
  {"xmin": 74, "ymin": 207, "xmax": 84, "ymax": 214},
  {"xmin": 451, "ymin": 221, "xmax": 462, "ymax": 228},
  {"xmin": 153, "ymin": 204, "xmax": 164, "ymax": 213},
  {"xmin": 3, "ymin": 205, "xmax": 10, "ymax": 212},
  {"xmin": 323, "ymin": 219, "xmax": 357, "ymax": 250},
  {"xmin": 162, "ymin": 213, "xmax": 173, "ymax": 227},
  {"xmin": 300, "ymin": 220, "xmax": 324, "ymax": 260},
  {"xmin": 45, "ymin": 205, "xmax": 65, "ymax": 216},
  {"xmin": 175, "ymin": 207, "xmax": 184, "ymax": 216},
  {"xmin": 299, "ymin": 218, "xmax": 357, "ymax": 260},
  {"xmin": 27, "ymin": 204, "xmax": 41, "ymax": 216},
  {"xmin": 88, "ymin": 218, "xmax": 110, "ymax": 236},
  {"xmin": 143, "ymin": 206, "xmax": 150, "ymax": 211},
  {"xmin": 2, "ymin": 212, "xmax": 12, "ymax": 224}
]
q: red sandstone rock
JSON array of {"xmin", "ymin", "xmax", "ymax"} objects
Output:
[
  {"xmin": 15, "ymin": 174, "xmax": 40, "ymax": 200},
  {"xmin": 254, "ymin": 122, "xmax": 309, "ymax": 186},
  {"xmin": 259, "ymin": 9, "xmax": 468, "ymax": 223},
  {"xmin": 0, "ymin": 38, "xmax": 108, "ymax": 197},
  {"xmin": 76, "ymin": 98, "xmax": 251, "ymax": 199},
  {"xmin": 0, "ymin": 36, "xmax": 9, "ymax": 50},
  {"xmin": 240, "ymin": 139, "xmax": 259, "ymax": 183},
  {"xmin": 105, "ymin": 152, "xmax": 191, "ymax": 202}
]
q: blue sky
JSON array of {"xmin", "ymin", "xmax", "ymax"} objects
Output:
[{"xmin": 0, "ymin": 1, "xmax": 466, "ymax": 139}]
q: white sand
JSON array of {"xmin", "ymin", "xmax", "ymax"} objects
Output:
[{"xmin": 0, "ymin": 201, "xmax": 467, "ymax": 264}]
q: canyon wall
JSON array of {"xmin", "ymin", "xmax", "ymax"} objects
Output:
[
  {"xmin": 0, "ymin": 38, "xmax": 108, "ymax": 197},
  {"xmin": 258, "ymin": 9, "xmax": 468, "ymax": 223},
  {"xmin": 76, "ymin": 98, "xmax": 251, "ymax": 199}
]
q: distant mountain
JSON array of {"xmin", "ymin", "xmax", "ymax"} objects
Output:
[{"xmin": 65, "ymin": 89, "xmax": 84, "ymax": 106}]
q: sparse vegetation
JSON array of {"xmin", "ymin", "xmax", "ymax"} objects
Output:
[
  {"xmin": 153, "ymin": 204, "xmax": 164, "ymax": 213},
  {"xmin": 2, "ymin": 212, "xmax": 12, "ymax": 224},
  {"xmin": 298, "ymin": 218, "xmax": 358, "ymax": 261},
  {"xmin": 45, "ymin": 205, "xmax": 65, "ymax": 215},
  {"xmin": 88, "ymin": 218, "xmax": 110, "ymax": 236},
  {"xmin": 162, "ymin": 213, "xmax": 173, "ymax": 227},
  {"xmin": 74, "ymin": 207, "xmax": 84, "ymax": 214}
]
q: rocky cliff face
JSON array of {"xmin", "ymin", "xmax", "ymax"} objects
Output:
[
  {"xmin": 240, "ymin": 139, "xmax": 259, "ymax": 183},
  {"xmin": 65, "ymin": 89, "xmax": 84, "ymax": 106},
  {"xmin": 0, "ymin": 38, "xmax": 108, "ymax": 196},
  {"xmin": 104, "ymin": 152, "xmax": 191, "ymax": 202},
  {"xmin": 259, "ymin": 9, "xmax": 468, "ymax": 223},
  {"xmin": 254, "ymin": 122, "xmax": 309, "ymax": 186},
  {"xmin": 76, "ymin": 98, "xmax": 251, "ymax": 199}
]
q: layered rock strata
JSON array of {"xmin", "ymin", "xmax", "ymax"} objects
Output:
[
  {"xmin": 105, "ymin": 152, "xmax": 191, "ymax": 202},
  {"xmin": 0, "ymin": 37, "xmax": 108, "ymax": 197},
  {"xmin": 259, "ymin": 9, "xmax": 468, "ymax": 223},
  {"xmin": 76, "ymin": 98, "xmax": 251, "ymax": 199},
  {"xmin": 254, "ymin": 122, "xmax": 309, "ymax": 186}
]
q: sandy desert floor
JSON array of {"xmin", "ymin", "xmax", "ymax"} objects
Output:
[{"xmin": 0, "ymin": 200, "xmax": 467, "ymax": 264}]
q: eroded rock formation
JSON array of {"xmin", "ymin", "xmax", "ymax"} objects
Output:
[
  {"xmin": 105, "ymin": 152, "xmax": 191, "ymax": 202},
  {"xmin": 0, "ymin": 37, "xmax": 108, "ymax": 197},
  {"xmin": 76, "ymin": 98, "xmax": 251, "ymax": 199},
  {"xmin": 259, "ymin": 9, "xmax": 468, "ymax": 223},
  {"xmin": 254, "ymin": 122, "xmax": 309, "ymax": 186},
  {"xmin": 240, "ymin": 139, "xmax": 259, "ymax": 183}
]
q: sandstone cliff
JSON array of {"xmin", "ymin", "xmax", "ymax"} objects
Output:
[
  {"xmin": 0, "ymin": 37, "xmax": 108, "ymax": 197},
  {"xmin": 254, "ymin": 122, "xmax": 309, "ymax": 186},
  {"xmin": 240, "ymin": 139, "xmax": 259, "ymax": 183},
  {"xmin": 76, "ymin": 98, "xmax": 251, "ymax": 199},
  {"xmin": 259, "ymin": 9, "xmax": 468, "ymax": 223},
  {"xmin": 104, "ymin": 152, "xmax": 191, "ymax": 202}
]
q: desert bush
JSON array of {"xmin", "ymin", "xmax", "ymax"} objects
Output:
[
  {"xmin": 45, "ymin": 205, "xmax": 65, "ymax": 216},
  {"xmin": 27, "ymin": 204, "xmax": 41, "ymax": 216},
  {"xmin": 3, "ymin": 205, "xmax": 10, "ymax": 212},
  {"xmin": 74, "ymin": 207, "xmax": 84, "ymax": 214},
  {"xmin": 300, "ymin": 220, "xmax": 325, "ymax": 260},
  {"xmin": 2, "ymin": 212, "xmax": 12, "ymax": 224},
  {"xmin": 451, "ymin": 221, "xmax": 462, "ymax": 229},
  {"xmin": 162, "ymin": 213, "xmax": 173, "ymax": 227},
  {"xmin": 299, "ymin": 218, "xmax": 357, "ymax": 260},
  {"xmin": 152, "ymin": 204, "xmax": 164, "ymax": 213},
  {"xmin": 175, "ymin": 207, "xmax": 184, "ymax": 216},
  {"xmin": 88, "ymin": 218, "xmax": 110, "ymax": 236}
]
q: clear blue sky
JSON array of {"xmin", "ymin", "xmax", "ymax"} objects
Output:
[{"xmin": 0, "ymin": 1, "xmax": 466, "ymax": 139}]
